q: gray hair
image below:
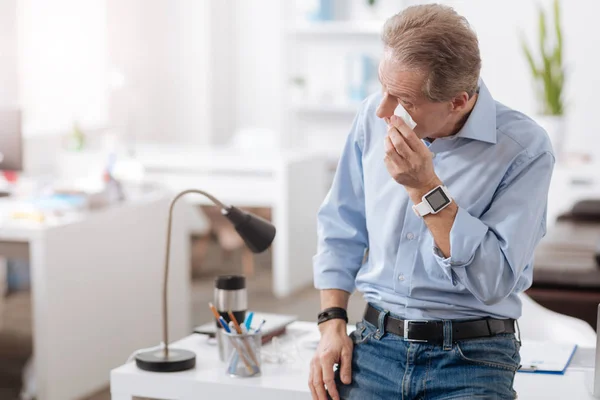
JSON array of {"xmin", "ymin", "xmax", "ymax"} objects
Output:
[{"xmin": 382, "ymin": 4, "xmax": 481, "ymax": 102}]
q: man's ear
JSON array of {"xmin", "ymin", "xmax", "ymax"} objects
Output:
[{"xmin": 450, "ymin": 92, "xmax": 470, "ymax": 112}]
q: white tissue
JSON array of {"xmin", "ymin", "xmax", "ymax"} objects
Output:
[{"xmin": 394, "ymin": 104, "xmax": 417, "ymax": 130}]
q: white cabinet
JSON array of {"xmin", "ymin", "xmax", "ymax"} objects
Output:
[{"xmin": 136, "ymin": 143, "xmax": 329, "ymax": 298}]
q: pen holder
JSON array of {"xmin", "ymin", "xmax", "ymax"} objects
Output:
[{"xmin": 222, "ymin": 330, "xmax": 262, "ymax": 378}]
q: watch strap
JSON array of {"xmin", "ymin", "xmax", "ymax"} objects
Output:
[{"xmin": 413, "ymin": 200, "xmax": 433, "ymax": 217}]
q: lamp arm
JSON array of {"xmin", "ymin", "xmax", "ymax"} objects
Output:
[{"xmin": 163, "ymin": 189, "xmax": 229, "ymax": 356}]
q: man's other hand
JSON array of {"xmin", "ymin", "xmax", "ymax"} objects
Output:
[{"xmin": 309, "ymin": 319, "xmax": 353, "ymax": 400}]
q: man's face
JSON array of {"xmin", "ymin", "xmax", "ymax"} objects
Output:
[{"xmin": 375, "ymin": 57, "xmax": 453, "ymax": 139}]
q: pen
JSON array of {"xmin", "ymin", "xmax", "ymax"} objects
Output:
[
  {"xmin": 245, "ymin": 311, "xmax": 254, "ymax": 331},
  {"xmin": 208, "ymin": 302, "xmax": 222, "ymax": 321},
  {"xmin": 219, "ymin": 317, "xmax": 231, "ymax": 333},
  {"xmin": 227, "ymin": 311, "xmax": 244, "ymax": 334},
  {"xmin": 255, "ymin": 319, "xmax": 266, "ymax": 333},
  {"xmin": 209, "ymin": 302, "xmax": 233, "ymax": 334}
]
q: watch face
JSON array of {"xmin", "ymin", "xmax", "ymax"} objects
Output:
[{"xmin": 426, "ymin": 187, "xmax": 450, "ymax": 212}]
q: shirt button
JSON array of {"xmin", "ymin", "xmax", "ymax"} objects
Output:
[
  {"xmin": 398, "ymin": 274, "xmax": 405, "ymax": 281},
  {"xmin": 406, "ymin": 232, "xmax": 415, "ymax": 240}
]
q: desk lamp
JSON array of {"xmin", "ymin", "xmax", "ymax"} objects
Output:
[{"xmin": 135, "ymin": 189, "xmax": 276, "ymax": 372}]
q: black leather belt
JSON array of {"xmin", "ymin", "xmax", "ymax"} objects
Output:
[{"xmin": 364, "ymin": 304, "xmax": 515, "ymax": 344}]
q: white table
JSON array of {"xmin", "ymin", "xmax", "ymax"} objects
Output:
[
  {"xmin": 110, "ymin": 321, "xmax": 598, "ymax": 400},
  {"xmin": 135, "ymin": 143, "xmax": 329, "ymax": 298},
  {"xmin": 0, "ymin": 190, "xmax": 193, "ymax": 400}
]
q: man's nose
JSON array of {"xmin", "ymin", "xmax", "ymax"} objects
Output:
[{"xmin": 376, "ymin": 94, "xmax": 395, "ymax": 120}]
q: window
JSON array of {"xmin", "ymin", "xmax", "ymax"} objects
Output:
[{"xmin": 17, "ymin": 0, "xmax": 108, "ymax": 136}]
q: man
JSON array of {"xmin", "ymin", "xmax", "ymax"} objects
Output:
[{"xmin": 309, "ymin": 4, "xmax": 554, "ymax": 400}]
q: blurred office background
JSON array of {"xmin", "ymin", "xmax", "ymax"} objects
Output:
[{"xmin": 1, "ymin": 0, "xmax": 600, "ymax": 399}]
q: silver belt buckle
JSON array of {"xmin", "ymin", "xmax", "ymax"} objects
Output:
[{"xmin": 403, "ymin": 320, "xmax": 429, "ymax": 343}]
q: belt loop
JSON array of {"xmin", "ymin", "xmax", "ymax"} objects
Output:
[
  {"xmin": 443, "ymin": 320, "xmax": 452, "ymax": 350},
  {"xmin": 374, "ymin": 309, "xmax": 389, "ymax": 340}
]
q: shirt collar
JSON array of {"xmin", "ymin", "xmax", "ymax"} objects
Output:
[{"xmin": 455, "ymin": 79, "xmax": 497, "ymax": 144}]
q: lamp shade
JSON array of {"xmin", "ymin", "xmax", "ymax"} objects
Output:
[{"xmin": 223, "ymin": 206, "xmax": 276, "ymax": 253}]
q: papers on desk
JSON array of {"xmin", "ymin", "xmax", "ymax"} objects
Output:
[
  {"xmin": 8, "ymin": 194, "xmax": 88, "ymax": 224},
  {"xmin": 518, "ymin": 340, "xmax": 578, "ymax": 374}
]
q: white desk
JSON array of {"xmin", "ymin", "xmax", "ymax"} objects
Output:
[
  {"xmin": 135, "ymin": 143, "xmax": 329, "ymax": 298},
  {"xmin": 110, "ymin": 321, "xmax": 598, "ymax": 400},
  {"xmin": 0, "ymin": 190, "xmax": 193, "ymax": 400}
]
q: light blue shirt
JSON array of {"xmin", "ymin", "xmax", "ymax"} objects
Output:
[{"xmin": 313, "ymin": 81, "xmax": 555, "ymax": 320}]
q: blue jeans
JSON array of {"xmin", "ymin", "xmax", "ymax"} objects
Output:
[{"xmin": 333, "ymin": 318, "xmax": 521, "ymax": 400}]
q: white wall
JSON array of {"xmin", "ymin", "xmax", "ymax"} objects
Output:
[
  {"xmin": 8, "ymin": 0, "xmax": 214, "ymax": 173},
  {"xmin": 0, "ymin": 0, "xmax": 18, "ymax": 107},
  {"xmin": 106, "ymin": 0, "xmax": 211, "ymax": 146},
  {"xmin": 431, "ymin": 0, "xmax": 598, "ymax": 154},
  {"xmin": 106, "ymin": 0, "xmax": 285, "ymax": 148},
  {"xmin": 17, "ymin": 0, "xmax": 108, "ymax": 136},
  {"xmin": 11, "ymin": 1, "xmax": 597, "ymax": 159},
  {"xmin": 230, "ymin": 0, "xmax": 286, "ymax": 146},
  {"xmin": 208, "ymin": 0, "xmax": 237, "ymax": 145}
]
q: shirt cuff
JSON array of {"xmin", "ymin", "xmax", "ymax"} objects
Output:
[
  {"xmin": 313, "ymin": 254, "xmax": 357, "ymax": 293},
  {"xmin": 433, "ymin": 206, "xmax": 488, "ymax": 269}
]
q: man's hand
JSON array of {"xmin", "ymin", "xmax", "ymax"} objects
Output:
[
  {"xmin": 384, "ymin": 115, "xmax": 437, "ymax": 191},
  {"xmin": 309, "ymin": 319, "xmax": 353, "ymax": 400}
]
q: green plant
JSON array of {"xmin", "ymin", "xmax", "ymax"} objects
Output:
[
  {"xmin": 64, "ymin": 121, "xmax": 86, "ymax": 151},
  {"xmin": 367, "ymin": 0, "xmax": 377, "ymax": 6},
  {"xmin": 521, "ymin": 0, "xmax": 565, "ymax": 116},
  {"xmin": 290, "ymin": 76, "xmax": 306, "ymax": 86}
]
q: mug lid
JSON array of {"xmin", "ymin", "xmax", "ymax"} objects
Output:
[{"xmin": 215, "ymin": 275, "xmax": 246, "ymax": 290}]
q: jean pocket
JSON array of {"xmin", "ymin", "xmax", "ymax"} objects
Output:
[
  {"xmin": 350, "ymin": 321, "xmax": 374, "ymax": 345},
  {"xmin": 455, "ymin": 334, "xmax": 520, "ymax": 372}
]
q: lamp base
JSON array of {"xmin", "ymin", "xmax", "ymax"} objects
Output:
[{"xmin": 135, "ymin": 348, "xmax": 196, "ymax": 372}]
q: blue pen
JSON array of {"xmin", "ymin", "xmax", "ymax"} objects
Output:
[
  {"xmin": 245, "ymin": 312, "xmax": 254, "ymax": 331},
  {"xmin": 218, "ymin": 316, "xmax": 231, "ymax": 333},
  {"xmin": 255, "ymin": 319, "xmax": 266, "ymax": 333}
]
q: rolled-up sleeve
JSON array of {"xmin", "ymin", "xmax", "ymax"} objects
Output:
[
  {"xmin": 433, "ymin": 151, "xmax": 555, "ymax": 305},
  {"xmin": 312, "ymin": 107, "xmax": 368, "ymax": 294}
]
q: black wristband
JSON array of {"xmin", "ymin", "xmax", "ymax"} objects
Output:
[{"xmin": 317, "ymin": 307, "xmax": 348, "ymax": 325}]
